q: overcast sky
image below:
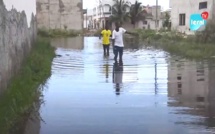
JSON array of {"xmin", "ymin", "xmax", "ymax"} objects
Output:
[
  {"xmin": 83, "ymin": 0, "xmax": 170, "ymax": 10},
  {"xmin": 3, "ymin": 0, "xmax": 169, "ymax": 24}
]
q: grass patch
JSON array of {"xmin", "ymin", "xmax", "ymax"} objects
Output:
[
  {"xmin": 152, "ymin": 42, "xmax": 215, "ymax": 59},
  {"xmin": 0, "ymin": 36, "xmax": 55, "ymax": 134},
  {"xmin": 131, "ymin": 29, "xmax": 215, "ymax": 59},
  {"xmin": 38, "ymin": 28, "xmax": 81, "ymax": 37}
]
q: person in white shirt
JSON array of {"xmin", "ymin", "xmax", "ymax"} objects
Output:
[{"xmin": 112, "ymin": 22, "xmax": 136, "ymax": 63}]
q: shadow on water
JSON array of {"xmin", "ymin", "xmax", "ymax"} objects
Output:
[
  {"xmin": 112, "ymin": 61, "xmax": 123, "ymax": 96},
  {"xmin": 51, "ymin": 37, "xmax": 84, "ymax": 50},
  {"xmin": 103, "ymin": 55, "xmax": 110, "ymax": 79},
  {"xmin": 20, "ymin": 37, "xmax": 215, "ymax": 134}
]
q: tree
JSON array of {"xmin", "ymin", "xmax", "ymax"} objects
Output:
[
  {"xmin": 162, "ymin": 12, "xmax": 171, "ymax": 30},
  {"xmin": 109, "ymin": 0, "xmax": 130, "ymax": 25},
  {"xmin": 129, "ymin": 1, "xmax": 144, "ymax": 28}
]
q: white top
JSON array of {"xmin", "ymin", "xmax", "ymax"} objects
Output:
[{"xmin": 112, "ymin": 27, "xmax": 126, "ymax": 47}]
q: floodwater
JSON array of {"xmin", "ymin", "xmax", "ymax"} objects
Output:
[{"xmin": 26, "ymin": 37, "xmax": 215, "ymax": 134}]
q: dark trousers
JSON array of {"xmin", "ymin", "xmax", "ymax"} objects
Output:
[
  {"xmin": 103, "ymin": 44, "xmax": 110, "ymax": 55},
  {"xmin": 114, "ymin": 46, "xmax": 123, "ymax": 61}
]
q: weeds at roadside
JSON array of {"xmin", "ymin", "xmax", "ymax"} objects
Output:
[{"xmin": 0, "ymin": 37, "xmax": 55, "ymax": 134}]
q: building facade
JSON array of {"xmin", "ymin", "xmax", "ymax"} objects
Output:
[
  {"xmin": 136, "ymin": 5, "xmax": 163, "ymax": 30},
  {"xmin": 170, "ymin": 0, "xmax": 215, "ymax": 34},
  {"xmin": 36, "ymin": 0, "xmax": 83, "ymax": 30},
  {"xmin": 86, "ymin": 0, "xmax": 164, "ymax": 30}
]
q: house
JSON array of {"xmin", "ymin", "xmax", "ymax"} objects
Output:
[
  {"xmin": 160, "ymin": 9, "xmax": 171, "ymax": 29},
  {"xmin": 136, "ymin": 5, "xmax": 163, "ymax": 30},
  {"xmin": 93, "ymin": 0, "xmax": 136, "ymax": 29},
  {"xmin": 83, "ymin": 9, "xmax": 94, "ymax": 29},
  {"xmin": 84, "ymin": 0, "xmax": 138, "ymax": 30},
  {"xmin": 170, "ymin": 0, "xmax": 215, "ymax": 34},
  {"xmin": 86, "ymin": 0, "xmax": 164, "ymax": 31},
  {"xmin": 36, "ymin": 0, "xmax": 83, "ymax": 30},
  {"xmin": 112, "ymin": 4, "xmax": 164, "ymax": 31}
]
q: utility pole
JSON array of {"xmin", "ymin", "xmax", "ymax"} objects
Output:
[
  {"xmin": 213, "ymin": 0, "xmax": 215, "ymax": 20},
  {"xmin": 86, "ymin": 9, "xmax": 88, "ymax": 29},
  {"xmin": 155, "ymin": 0, "xmax": 158, "ymax": 31},
  {"xmin": 155, "ymin": 62, "xmax": 157, "ymax": 95}
]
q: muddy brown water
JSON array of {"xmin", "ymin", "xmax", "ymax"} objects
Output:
[{"xmin": 24, "ymin": 37, "xmax": 215, "ymax": 134}]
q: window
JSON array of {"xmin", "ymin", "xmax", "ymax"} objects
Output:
[
  {"xmin": 196, "ymin": 97, "xmax": 205, "ymax": 102},
  {"xmin": 177, "ymin": 76, "xmax": 181, "ymax": 80},
  {"xmin": 199, "ymin": 2, "xmax": 207, "ymax": 9},
  {"xmin": 178, "ymin": 88, "xmax": 182, "ymax": 95},
  {"xmin": 177, "ymin": 82, "xmax": 182, "ymax": 88},
  {"xmin": 197, "ymin": 78, "xmax": 205, "ymax": 81},
  {"xmin": 179, "ymin": 14, "xmax": 186, "ymax": 26},
  {"xmin": 143, "ymin": 20, "xmax": 147, "ymax": 25}
]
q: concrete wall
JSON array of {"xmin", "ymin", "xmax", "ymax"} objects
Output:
[
  {"xmin": 36, "ymin": 0, "xmax": 83, "ymax": 31},
  {"xmin": 170, "ymin": 0, "xmax": 214, "ymax": 34},
  {"xmin": 0, "ymin": 0, "xmax": 37, "ymax": 94}
]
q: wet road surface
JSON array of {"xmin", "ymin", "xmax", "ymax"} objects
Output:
[{"xmin": 34, "ymin": 37, "xmax": 215, "ymax": 134}]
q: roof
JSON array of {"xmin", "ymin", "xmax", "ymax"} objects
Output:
[{"xmin": 161, "ymin": 8, "xmax": 171, "ymax": 12}]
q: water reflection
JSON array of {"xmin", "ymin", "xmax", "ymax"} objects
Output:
[
  {"xmin": 24, "ymin": 109, "xmax": 41, "ymax": 134},
  {"xmin": 112, "ymin": 61, "xmax": 123, "ymax": 95},
  {"xmin": 168, "ymin": 58, "xmax": 215, "ymax": 130},
  {"xmin": 21, "ymin": 37, "xmax": 215, "ymax": 134},
  {"xmin": 51, "ymin": 37, "xmax": 84, "ymax": 50},
  {"xmin": 103, "ymin": 56, "xmax": 110, "ymax": 83},
  {"xmin": 124, "ymin": 36, "xmax": 140, "ymax": 50}
]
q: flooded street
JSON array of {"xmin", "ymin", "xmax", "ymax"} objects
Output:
[{"xmin": 35, "ymin": 37, "xmax": 215, "ymax": 134}]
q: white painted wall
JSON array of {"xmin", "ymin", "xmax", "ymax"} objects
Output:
[
  {"xmin": 170, "ymin": 0, "xmax": 214, "ymax": 34},
  {"xmin": 137, "ymin": 19, "xmax": 163, "ymax": 30}
]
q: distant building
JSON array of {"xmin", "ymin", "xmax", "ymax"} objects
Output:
[
  {"xmin": 170, "ymin": 0, "xmax": 215, "ymax": 34},
  {"xmin": 36, "ymin": 0, "xmax": 83, "ymax": 30},
  {"xmin": 86, "ymin": 1, "xmax": 164, "ymax": 30},
  {"xmin": 135, "ymin": 5, "xmax": 163, "ymax": 30},
  {"xmin": 86, "ymin": 0, "xmax": 136, "ymax": 29},
  {"xmin": 160, "ymin": 9, "xmax": 171, "ymax": 29},
  {"xmin": 83, "ymin": 9, "xmax": 94, "ymax": 29}
]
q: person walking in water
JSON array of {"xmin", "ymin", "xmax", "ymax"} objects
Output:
[
  {"xmin": 100, "ymin": 25, "xmax": 112, "ymax": 56},
  {"xmin": 112, "ymin": 22, "xmax": 135, "ymax": 63}
]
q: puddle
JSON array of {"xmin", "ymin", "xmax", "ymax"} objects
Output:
[{"xmin": 24, "ymin": 37, "xmax": 215, "ymax": 134}]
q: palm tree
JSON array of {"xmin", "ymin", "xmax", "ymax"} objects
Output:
[
  {"xmin": 109, "ymin": 0, "xmax": 130, "ymax": 25},
  {"xmin": 130, "ymin": 1, "xmax": 147, "ymax": 28}
]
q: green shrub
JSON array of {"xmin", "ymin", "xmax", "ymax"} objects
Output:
[
  {"xmin": 38, "ymin": 29, "xmax": 80, "ymax": 37},
  {"xmin": 93, "ymin": 29, "xmax": 103, "ymax": 36},
  {"xmin": 195, "ymin": 19, "xmax": 215, "ymax": 43},
  {"xmin": 130, "ymin": 28, "xmax": 215, "ymax": 59}
]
